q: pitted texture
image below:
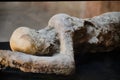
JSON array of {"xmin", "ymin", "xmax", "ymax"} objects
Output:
[{"xmin": 0, "ymin": 12, "xmax": 120, "ymax": 75}]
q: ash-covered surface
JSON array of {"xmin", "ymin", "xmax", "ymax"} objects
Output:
[{"xmin": 0, "ymin": 42, "xmax": 120, "ymax": 80}]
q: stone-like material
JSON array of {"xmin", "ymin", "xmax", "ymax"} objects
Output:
[{"xmin": 0, "ymin": 12, "xmax": 120, "ymax": 75}]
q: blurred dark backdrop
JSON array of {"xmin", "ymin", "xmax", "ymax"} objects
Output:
[
  {"xmin": 0, "ymin": 42, "xmax": 120, "ymax": 80},
  {"xmin": 0, "ymin": 1, "xmax": 119, "ymax": 41},
  {"xmin": 0, "ymin": 2, "xmax": 120, "ymax": 80}
]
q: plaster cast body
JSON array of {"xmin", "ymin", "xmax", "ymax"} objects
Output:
[
  {"xmin": 0, "ymin": 12, "xmax": 120, "ymax": 75},
  {"xmin": 10, "ymin": 12, "xmax": 120, "ymax": 54}
]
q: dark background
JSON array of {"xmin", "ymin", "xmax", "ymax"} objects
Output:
[
  {"xmin": 0, "ymin": 42, "xmax": 120, "ymax": 80},
  {"xmin": 0, "ymin": 2, "xmax": 120, "ymax": 80}
]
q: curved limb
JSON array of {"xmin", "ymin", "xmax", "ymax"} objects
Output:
[
  {"xmin": 10, "ymin": 13, "xmax": 84, "ymax": 55},
  {"xmin": 10, "ymin": 12, "xmax": 120, "ymax": 55},
  {"xmin": 0, "ymin": 14, "xmax": 75, "ymax": 75}
]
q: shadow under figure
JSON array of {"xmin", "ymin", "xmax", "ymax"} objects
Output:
[{"xmin": 0, "ymin": 12, "xmax": 120, "ymax": 75}]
